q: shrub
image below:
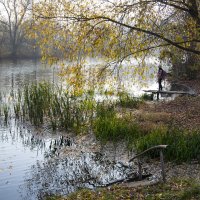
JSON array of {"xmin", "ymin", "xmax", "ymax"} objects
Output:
[{"xmin": 140, "ymin": 93, "xmax": 153, "ymax": 101}]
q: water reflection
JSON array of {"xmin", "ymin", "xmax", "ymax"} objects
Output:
[
  {"xmin": 0, "ymin": 117, "xmax": 138, "ymax": 200},
  {"xmin": 0, "ymin": 118, "xmax": 47, "ymax": 200},
  {"xmin": 22, "ymin": 150, "xmax": 137, "ymax": 200},
  {"xmin": 0, "ymin": 60, "xmax": 60, "ymax": 200},
  {"xmin": 0, "ymin": 60, "xmax": 58, "ymax": 93}
]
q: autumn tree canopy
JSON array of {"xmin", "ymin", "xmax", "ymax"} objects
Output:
[{"xmin": 30, "ymin": 0, "xmax": 200, "ymax": 93}]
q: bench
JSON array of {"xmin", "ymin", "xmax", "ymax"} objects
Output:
[{"xmin": 143, "ymin": 90, "xmax": 195, "ymax": 100}]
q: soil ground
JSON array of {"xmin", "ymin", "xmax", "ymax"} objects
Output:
[{"xmin": 139, "ymin": 79, "xmax": 200, "ymax": 130}]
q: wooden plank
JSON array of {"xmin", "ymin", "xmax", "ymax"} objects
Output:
[
  {"xmin": 129, "ymin": 145, "xmax": 168, "ymax": 162},
  {"xmin": 143, "ymin": 90, "xmax": 192, "ymax": 95},
  {"xmin": 160, "ymin": 150, "xmax": 166, "ymax": 182}
]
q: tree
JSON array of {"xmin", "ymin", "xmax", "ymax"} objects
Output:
[
  {"xmin": 30, "ymin": 0, "xmax": 200, "ymax": 88},
  {"xmin": 0, "ymin": 0, "xmax": 32, "ymax": 58}
]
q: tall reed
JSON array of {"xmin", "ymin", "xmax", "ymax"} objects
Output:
[
  {"xmin": 7, "ymin": 82, "xmax": 97, "ymax": 133},
  {"xmin": 116, "ymin": 92, "xmax": 143, "ymax": 108}
]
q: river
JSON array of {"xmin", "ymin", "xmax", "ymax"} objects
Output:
[{"xmin": 1, "ymin": 59, "xmax": 150, "ymax": 200}]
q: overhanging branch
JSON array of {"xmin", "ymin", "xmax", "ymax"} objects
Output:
[
  {"xmin": 79, "ymin": 15, "xmax": 200, "ymax": 55},
  {"xmin": 34, "ymin": 5, "xmax": 200, "ymax": 55}
]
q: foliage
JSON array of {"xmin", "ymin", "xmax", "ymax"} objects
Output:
[
  {"xmin": 116, "ymin": 92, "xmax": 143, "ymax": 108},
  {"xmin": 32, "ymin": 0, "xmax": 200, "ymax": 56},
  {"xmin": 28, "ymin": 0, "xmax": 200, "ymax": 84}
]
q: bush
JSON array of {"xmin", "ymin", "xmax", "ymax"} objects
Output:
[{"xmin": 140, "ymin": 93, "xmax": 153, "ymax": 101}]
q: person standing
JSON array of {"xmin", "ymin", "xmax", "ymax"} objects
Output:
[{"xmin": 157, "ymin": 66, "xmax": 166, "ymax": 91}]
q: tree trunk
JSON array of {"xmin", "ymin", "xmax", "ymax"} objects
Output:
[
  {"xmin": 184, "ymin": 0, "xmax": 200, "ymax": 79},
  {"xmin": 10, "ymin": 43, "xmax": 17, "ymax": 58}
]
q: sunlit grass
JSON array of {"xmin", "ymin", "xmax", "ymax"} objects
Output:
[{"xmin": 94, "ymin": 104, "xmax": 141, "ymax": 147}]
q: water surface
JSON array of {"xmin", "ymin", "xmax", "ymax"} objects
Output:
[
  {"xmin": 0, "ymin": 60, "xmax": 58, "ymax": 199},
  {"xmin": 0, "ymin": 60, "xmax": 138, "ymax": 200}
]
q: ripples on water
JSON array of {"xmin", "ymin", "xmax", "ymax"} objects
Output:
[{"xmin": 0, "ymin": 118, "xmax": 47, "ymax": 200}]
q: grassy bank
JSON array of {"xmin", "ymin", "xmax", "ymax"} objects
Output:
[
  {"xmin": 45, "ymin": 178, "xmax": 200, "ymax": 200},
  {"xmin": 136, "ymin": 127, "xmax": 200, "ymax": 162},
  {"xmin": 1, "ymin": 82, "xmax": 200, "ymax": 199},
  {"xmin": 94, "ymin": 104, "xmax": 200, "ymax": 162}
]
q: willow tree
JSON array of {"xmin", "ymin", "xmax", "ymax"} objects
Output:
[{"xmin": 30, "ymin": 0, "xmax": 200, "ymax": 93}]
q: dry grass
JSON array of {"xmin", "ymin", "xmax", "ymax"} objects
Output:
[
  {"xmin": 125, "ymin": 95, "xmax": 200, "ymax": 131},
  {"xmin": 153, "ymin": 96, "xmax": 200, "ymax": 130},
  {"xmin": 136, "ymin": 111, "xmax": 171, "ymax": 123}
]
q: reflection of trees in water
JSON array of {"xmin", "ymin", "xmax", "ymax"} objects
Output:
[
  {"xmin": 0, "ymin": 119, "xmax": 47, "ymax": 152},
  {"xmin": 22, "ymin": 152, "xmax": 137, "ymax": 199},
  {"xmin": 0, "ymin": 118, "xmax": 72, "ymax": 154}
]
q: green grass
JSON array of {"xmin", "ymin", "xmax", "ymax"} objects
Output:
[
  {"xmin": 94, "ymin": 104, "xmax": 141, "ymax": 146},
  {"xmin": 4, "ymin": 82, "xmax": 97, "ymax": 133},
  {"xmin": 2, "ymin": 81, "xmax": 200, "ymax": 162},
  {"xmin": 94, "ymin": 107, "xmax": 200, "ymax": 162},
  {"xmin": 140, "ymin": 93, "xmax": 153, "ymax": 101},
  {"xmin": 136, "ymin": 127, "xmax": 200, "ymax": 162},
  {"xmin": 116, "ymin": 92, "xmax": 143, "ymax": 108}
]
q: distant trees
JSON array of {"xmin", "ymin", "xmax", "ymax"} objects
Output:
[
  {"xmin": 0, "ymin": 0, "xmax": 38, "ymax": 58},
  {"xmin": 0, "ymin": 22, "xmax": 6, "ymax": 57}
]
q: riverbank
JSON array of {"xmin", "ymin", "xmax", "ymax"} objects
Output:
[
  {"xmin": 46, "ymin": 177, "xmax": 200, "ymax": 200},
  {"xmin": 45, "ymin": 160, "xmax": 200, "ymax": 199},
  {"xmin": 44, "ymin": 79, "xmax": 200, "ymax": 200},
  {"xmin": 130, "ymin": 79, "xmax": 200, "ymax": 131},
  {"xmin": 146, "ymin": 79, "xmax": 200, "ymax": 130}
]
